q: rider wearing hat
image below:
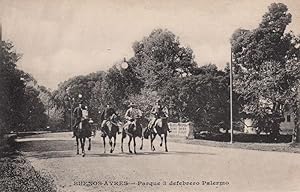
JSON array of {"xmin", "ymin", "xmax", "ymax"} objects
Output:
[
  {"xmin": 150, "ymin": 99, "xmax": 171, "ymax": 133},
  {"xmin": 124, "ymin": 102, "xmax": 143, "ymax": 131}
]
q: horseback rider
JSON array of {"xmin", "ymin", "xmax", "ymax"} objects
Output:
[
  {"xmin": 100, "ymin": 102, "xmax": 119, "ymax": 136},
  {"xmin": 124, "ymin": 102, "xmax": 143, "ymax": 131},
  {"xmin": 72, "ymin": 103, "xmax": 83, "ymax": 138},
  {"xmin": 149, "ymin": 99, "xmax": 171, "ymax": 133}
]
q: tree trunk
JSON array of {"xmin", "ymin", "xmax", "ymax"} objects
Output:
[{"xmin": 293, "ymin": 107, "xmax": 300, "ymax": 143}]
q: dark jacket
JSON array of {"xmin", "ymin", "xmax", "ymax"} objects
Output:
[
  {"xmin": 151, "ymin": 104, "xmax": 166, "ymax": 118},
  {"xmin": 100, "ymin": 107, "xmax": 116, "ymax": 121},
  {"xmin": 73, "ymin": 106, "xmax": 83, "ymax": 120}
]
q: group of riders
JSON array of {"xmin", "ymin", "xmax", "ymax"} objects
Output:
[{"xmin": 72, "ymin": 99, "xmax": 171, "ymax": 138}]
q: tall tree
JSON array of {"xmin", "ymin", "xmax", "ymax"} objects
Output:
[
  {"xmin": 131, "ymin": 29, "xmax": 197, "ymax": 91},
  {"xmin": 160, "ymin": 64, "xmax": 233, "ymax": 132},
  {"xmin": 52, "ymin": 71, "xmax": 107, "ymax": 128},
  {"xmin": 0, "ymin": 40, "xmax": 49, "ymax": 133},
  {"xmin": 231, "ymin": 3, "xmax": 300, "ymax": 138},
  {"xmin": 103, "ymin": 59, "xmax": 144, "ymax": 113},
  {"xmin": 0, "ymin": 41, "xmax": 24, "ymax": 135}
]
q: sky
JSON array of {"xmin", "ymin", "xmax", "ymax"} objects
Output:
[{"xmin": 1, "ymin": 0, "xmax": 300, "ymax": 89}]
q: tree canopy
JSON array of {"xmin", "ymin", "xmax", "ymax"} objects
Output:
[
  {"xmin": 0, "ymin": 40, "xmax": 49, "ymax": 134},
  {"xmin": 131, "ymin": 29, "xmax": 197, "ymax": 90},
  {"xmin": 231, "ymin": 3, "xmax": 300, "ymax": 136}
]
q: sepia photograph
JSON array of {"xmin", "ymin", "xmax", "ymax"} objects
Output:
[{"xmin": 1, "ymin": 0, "xmax": 300, "ymax": 191}]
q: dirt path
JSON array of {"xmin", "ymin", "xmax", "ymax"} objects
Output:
[{"xmin": 17, "ymin": 132, "xmax": 300, "ymax": 192}]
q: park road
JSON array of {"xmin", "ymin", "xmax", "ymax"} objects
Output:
[{"xmin": 16, "ymin": 132, "xmax": 300, "ymax": 192}]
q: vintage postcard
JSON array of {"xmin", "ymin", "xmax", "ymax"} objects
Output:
[{"xmin": 1, "ymin": 0, "xmax": 300, "ymax": 192}]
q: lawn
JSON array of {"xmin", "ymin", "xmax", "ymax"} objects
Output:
[{"xmin": 169, "ymin": 132, "xmax": 300, "ymax": 154}]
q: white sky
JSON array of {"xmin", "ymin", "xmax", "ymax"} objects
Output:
[{"xmin": 1, "ymin": 0, "xmax": 300, "ymax": 89}]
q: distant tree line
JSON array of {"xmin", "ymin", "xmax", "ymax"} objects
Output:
[{"xmin": 52, "ymin": 29, "xmax": 235, "ymax": 133}]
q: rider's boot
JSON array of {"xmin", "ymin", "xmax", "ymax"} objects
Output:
[{"xmin": 72, "ymin": 131, "xmax": 76, "ymax": 138}]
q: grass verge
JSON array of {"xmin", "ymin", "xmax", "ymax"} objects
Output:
[
  {"xmin": 0, "ymin": 138, "xmax": 57, "ymax": 192},
  {"xmin": 169, "ymin": 136, "xmax": 300, "ymax": 154}
]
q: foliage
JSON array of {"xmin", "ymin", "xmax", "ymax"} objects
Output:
[
  {"xmin": 131, "ymin": 29, "xmax": 197, "ymax": 91},
  {"xmin": 19, "ymin": 86, "xmax": 48, "ymax": 131},
  {"xmin": 0, "ymin": 153, "xmax": 57, "ymax": 192},
  {"xmin": 103, "ymin": 60, "xmax": 144, "ymax": 112},
  {"xmin": 127, "ymin": 88, "xmax": 160, "ymax": 119},
  {"xmin": 160, "ymin": 64, "xmax": 233, "ymax": 132},
  {"xmin": 51, "ymin": 29, "xmax": 234, "ymax": 134},
  {"xmin": 52, "ymin": 71, "xmax": 107, "ymax": 128},
  {"xmin": 231, "ymin": 3, "xmax": 300, "ymax": 136},
  {"xmin": 0, "ymin": 41, "xmax": 24, "ymax": 134},
  {"xmin": 0, "ymin": 40, "xmax": 49, "ymax": 134}
]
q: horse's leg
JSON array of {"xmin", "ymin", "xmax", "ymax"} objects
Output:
[
  {"xmin": 150, "ymin": 133, "xmax": 152, "ymax": 151},
  {"xmin": 164, "ymin": 133, "xmax": 168, "ymax": 152},
  {"xmin": 121, "ymin": 134, "xmax": 124, "ymax": 153},
  {"xmin": 160, "ymin": 134, "xmax": 163, "ymax": 147},
  {"xmin": 88, "ymin": 137, "xmax": 91, "ymax": 151},
  {"xmin": 81, "ymin": 138, "xmax": 86, "ymax": 157},
  {"xmin": 109, "ymin": 137, "xmax": 113, "ymax": 153},
  {"xmin": 113, "ymin": 136, "xmax": 116, "ymax": 152},
  {"xmin": 103, "ymin": 136, "xmax": 106, "ymax": 153},
  {"xmin": 151, "ymin": 133, "xmax": 157, "ymax": 151},
  {"xmin": 76, "ymin": 137, "xmax": 79, "ymax": 155},
  {"xmin": 140, "ymin": 136, "xmax": 143, "ymax": 150},
  {"xmin": 128, "ymin": 136, "xmax": 133, "ymax": 154},
  {"xmin": 133, "ymin": 136, "xmax": 137, "ymax": 154}
]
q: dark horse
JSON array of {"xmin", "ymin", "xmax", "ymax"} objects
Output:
[
  {"xmin": 101, "ymin": 114, "xmax": 121, "ymax": 153},
  {"xmin": 121, "ymin": 116, "xmax": 148, "ymax": 154},
  {"xmin": 75, "ymin": 119, "xmax": 92, "ymax": 157},
  {"xmin": 149, "ymin": 117, "xmax": 169, "ymax": 152}
]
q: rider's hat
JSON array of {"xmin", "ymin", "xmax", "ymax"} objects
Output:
[
  {"xmin": 156, "ymin": 99, "xmax": 161, "ymax": 103},
  {"xmin": 129, "ymin": 102, "xmax": 136, "ymax": 107}
]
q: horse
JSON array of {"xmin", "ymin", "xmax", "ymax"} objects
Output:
[
  {"xmin": 75, "ymin": 119, "xmax": 92, "ymax": 157},
  {"xmin": 149, "ymin": 117, "xmax": 169, "ymax": 152},
  {"xmin": 101, "ymin": 114, "xmax": 121, "ymax": 153},
  {"xmin": 121, "ymin": 116, "xmax": 148, "ymax": 154}
]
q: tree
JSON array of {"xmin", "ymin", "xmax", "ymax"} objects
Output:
[
  {"xmin": 127, "ymin": 88, "xmax": 160, "ymax": 119},
  {"xmin": 52, "ymin": 71, "xmax": 108, "ymax": 129},
  {"xmin": 103, "ymin": 60, "xmax": 144, "ymax": 113},
  {"xmin": 231, "ymin": 3, "xmax": 300, "ymax": 138},
  {"xmin": 0, "ymin": 40, "xmax": 49, "ymax": 134},
  {"xmin": 0, "ymin": 40, "xmax": 24, "ymax": 135},
  {"xmin": 160, "ymin": 64, "xmax": 232, "ymax": 133},
  {"xmin": 19, "ymin": 86, "xmax": 48, "ymax": 131},
  {"xmin": 131, "ymin": 29, "xmax": 197, "ymax": 91}
]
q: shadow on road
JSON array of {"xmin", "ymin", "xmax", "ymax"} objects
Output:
[
  {"xmin": 16, "ymin": 138, "xmax": 216, "ymax": 159},
  {"xmin": 23, "ymin": 150, "xmax": 215, "ymax": 160}
]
